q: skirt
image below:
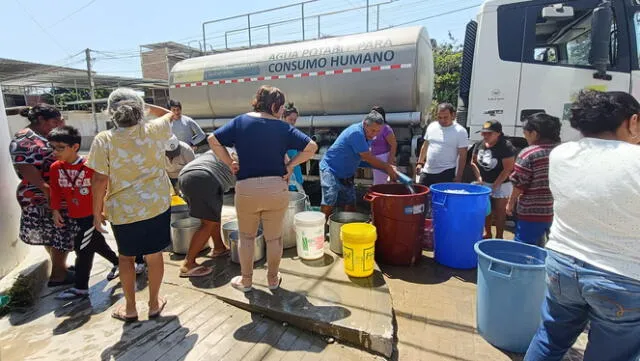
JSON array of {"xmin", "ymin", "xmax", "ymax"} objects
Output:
[
  {"xmin": 111, "ymin": 208, "xmax": 171, "ymax": 256},
  {"xmin": 20, "ymin": 205, "xmax": 76, "ymax": 252}
]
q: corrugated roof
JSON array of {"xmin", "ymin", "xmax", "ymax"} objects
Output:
[{"xmin": 0, "ymin": 58, "xmax": 168, "ymax": 89}]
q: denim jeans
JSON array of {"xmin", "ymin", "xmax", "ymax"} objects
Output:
[{"xmin": 524, "ymin": 250, "xmax": 640, "ymax": 361}]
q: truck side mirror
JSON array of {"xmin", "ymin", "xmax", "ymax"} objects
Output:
[{"xmin": 589, "ymin": 1, "xmax": 613, "ymax": 80}]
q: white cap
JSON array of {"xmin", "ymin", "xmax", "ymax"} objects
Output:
[{"xmin": 165, "ymin": 135, "xmax": 180, "ymax": 151}]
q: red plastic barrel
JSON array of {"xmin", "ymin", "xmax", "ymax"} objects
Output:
[{"xmin": 364, "ymin": 184, "xmax": 429, "ymax": 266}]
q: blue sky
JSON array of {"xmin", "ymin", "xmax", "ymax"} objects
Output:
[{"xmin": 1, "ymin": 0, "xmax": 479, "ymax": 78}]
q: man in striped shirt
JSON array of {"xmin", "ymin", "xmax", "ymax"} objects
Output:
[{"xmin": 507, "ymin": 113, "xmax": 561, "ymax": 246}]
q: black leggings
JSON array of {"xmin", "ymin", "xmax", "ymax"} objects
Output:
[{"xmin": 73, "ymin": 216, "xmax": 119, "ymax": 290}]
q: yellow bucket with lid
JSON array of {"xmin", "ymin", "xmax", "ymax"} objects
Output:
[{"xmin": 341, "ymin": 223, "xmax": 377, "ymax": 278}]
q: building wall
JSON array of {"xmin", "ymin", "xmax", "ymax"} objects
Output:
[
  {"xmin": 0, "ymin": 87, "xmax": 29, "ymax": 279},
  {"xmin": 142, "ymin": 48, "xmax": 170, "ymax": 80}
]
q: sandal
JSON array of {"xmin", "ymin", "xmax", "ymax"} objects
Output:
[
  {"xmin": 211, "ymin": 249, "xmax": 230, "ymax": 258},
  {"xmin": 55, "ymin": 288, "xmax": 89, "ymax": 300},
  {"xmin": 111, "ymin": 305, "xmax": 138, "ymax": 323},
  {"xmin": 267, "ymin": 273, "xmax": 282, "ymax": 290},
  {"xmin": 148, "ymin": 297, "xmax": 167, "ymax": 319},
  {"xmin": 179, "ymin": 265, "xmax": 213, "ymax": 278},
  {"xmin": 47, "ymin": 270, "xmax": 76, "ymax": 288},
  {"xmin": 230, "ymin": 276, "xmax": 252, "ymax": 293}
]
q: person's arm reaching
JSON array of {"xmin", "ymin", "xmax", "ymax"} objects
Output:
[
  {"xmin": 470, "ymin": 149, "xmax": 482, "ymax": 183},
  {"xmin": 386, "ymin": 132, "xmax": 397, "ymax": 165},
  {"xmin": 493, "ymin": 157, "xmax": 515, "ymax": 193},
  {"xmin": 92, "ymin": 172, "xmax": 109, "ymax": 233},
  {"xmin": 360, "ymin": 151, "xmax": 398, "ymax": 181},
  {"xmin": 146, "ymin": 104, "xmax": 172, "ymax": 119},
  {"xmin": 15, "ymin": 165, "xmax": 50, "ymax": 199},
  {"xmin": 455, "ymin": 148, "xmax": 467, "ymax": 182},
  {"xmin": 285, "ymin": 141, "xmax": 317, "ymax": 180},
  {"xmin": 416, "ymin": 141, "xmax": 428, "ymax": 175}
]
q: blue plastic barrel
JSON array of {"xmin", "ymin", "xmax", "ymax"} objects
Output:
[
  {"xmin": 430, "ymin": 183, "xmax": 491, "ymax": 268},
  {"xmin": 475, "ymin": 240, "xmax": 548, "ymax": 353}
]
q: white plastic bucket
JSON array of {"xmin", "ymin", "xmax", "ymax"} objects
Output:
[{"xmin": 294, "ymin": 211, "xmax": 326, "ymax": 260}]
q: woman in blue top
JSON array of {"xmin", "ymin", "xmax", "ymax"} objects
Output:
[
  {"xmin": 282, "ymin": 102, "xmax": 305, "ymax": 193},
  {"xmin": 209, "ymin": 86, "xmax": 318, "ymax": 292}
]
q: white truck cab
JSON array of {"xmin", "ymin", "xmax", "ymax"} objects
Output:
[{"xmin": 460, "ymin": 0, "xmax": 640, "ymax": 144}]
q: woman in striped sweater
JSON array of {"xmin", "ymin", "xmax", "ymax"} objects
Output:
[{"xmin": 506, "ymin": 113, "xmax": 561, "ymax": 246}]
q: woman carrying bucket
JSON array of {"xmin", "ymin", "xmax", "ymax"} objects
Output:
[
  {"xmin": 524, "ymin": 91, "xmax": 640, "ymax": 361},
  {"xmin": 470, "ymin": 120, "xmax": 516, "ymax": 239},
  {"xmin": 208, "ymin": 85, "xmax": 317, "ymax": 292},
  {"xmin": 506, "ymin": 113, "xmax": 561, "ymax": 246}
]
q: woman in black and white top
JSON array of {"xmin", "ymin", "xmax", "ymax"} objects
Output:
[{"xmin": 471, "ymin": 119, "xmax": 515, "ymax": 239}]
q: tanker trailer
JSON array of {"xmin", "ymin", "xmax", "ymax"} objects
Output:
[{"xmin": 169, "ymin": 26, "xmax": 434, "ymax": 183}]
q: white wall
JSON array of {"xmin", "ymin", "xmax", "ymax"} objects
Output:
[
  {"xmin": 0, "ymin": 88, "xmax": 29, "ymax": 278},
  {"xmin": 8, "ymin": 111, "xmax": 109, "ymax": 150}
]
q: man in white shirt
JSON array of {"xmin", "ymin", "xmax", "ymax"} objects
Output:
[{"xmin": 416, "ymin": 103, "xmax": 469, "ymax": 186}]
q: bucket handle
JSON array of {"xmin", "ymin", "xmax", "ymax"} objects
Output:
[
  {"xmin": 363, "ymin": 193, "xmax": 377, "ymax": 203},
  {"xmin": 431, "ymin": 194, "xmax": 447, "ymax": 207},
  {"xmin": 488, "ymin": 261, "xmax": 513, "ymax": 279}
]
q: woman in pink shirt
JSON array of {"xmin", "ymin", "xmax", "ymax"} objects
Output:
[{"xmin": 369, "ymin": 106, "xmax": 397, "ymax": 185}]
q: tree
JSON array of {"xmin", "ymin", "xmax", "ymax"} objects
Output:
[
  {"xmin": 41, "ymin": 88, "xmax": 111, "ymax": 110},
  {"xmin": 432, "ymin": 34, "xmax": 462, "ymax": 107}
]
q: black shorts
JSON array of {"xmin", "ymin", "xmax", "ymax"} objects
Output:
[
  {"xmin": 111, "ymin": 209, "xmax": 171, "ymax": 256},
  {"xmin": 418, "ymin": 168, "xmax": 456, "ymax": 187},
  {"xmin": 178, "ymin": 170, "xmax": 224, "ymax": 222}
]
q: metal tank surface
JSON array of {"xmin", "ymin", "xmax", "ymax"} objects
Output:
[{"xmin": 169, "ymin": 26, "xmax": 434, "ymax": 123}]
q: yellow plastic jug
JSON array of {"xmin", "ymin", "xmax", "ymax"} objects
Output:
[{"xmin": 341, "ymin": 223, "xmax": 377, "ymax": 278}]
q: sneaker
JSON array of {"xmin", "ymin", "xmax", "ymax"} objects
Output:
[
  {"xmin": 106, "ymin": 265, "xmax": 119, "ymax": 281},
  {"xmin": 135, "ymin": 263, "xmax": 146, "ymax": 275},
  {"xmin": 55, "ymin": 288, "xmax": 89, "ymax": 300}
]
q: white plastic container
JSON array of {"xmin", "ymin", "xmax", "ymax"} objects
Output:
[{"xmin": 294, "ymin": 211, "xmax": 326, "ymax": 260}]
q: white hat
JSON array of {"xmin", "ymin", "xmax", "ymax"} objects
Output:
[{"xmin": 165, "ymin": 135, "xmax": 180, "ymax": 151}]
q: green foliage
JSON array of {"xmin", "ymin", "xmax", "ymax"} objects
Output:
[
  {"xmin": 41, "ymin": 88, "xmax": 111, "ymax": 110},
  {"xmin": 0, "ymin": 275, "xmax": 36, "ymax": 317},
  {"xmin": 432, "ymin": 35, "xmax": 463, "ymax": 107}
]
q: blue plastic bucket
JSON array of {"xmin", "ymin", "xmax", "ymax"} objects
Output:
[
  {"xmin": 475, "ymin": 240, "xmax": 548, "ymax": 353},
  {"xmin": 430, "ymin": 183, "xmax": 491, "ymax": 268}
]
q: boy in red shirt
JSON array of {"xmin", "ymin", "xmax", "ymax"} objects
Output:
[{"xmin": 48, "ymin": 126, "xmax": 120, "ymax": 300}]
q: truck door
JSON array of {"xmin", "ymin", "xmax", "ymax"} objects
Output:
[{"xmin": 515, "ymin": 0, "xmax": 631, "ymax": 142}]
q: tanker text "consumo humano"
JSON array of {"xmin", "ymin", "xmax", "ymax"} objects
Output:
[{"xmin": 267, "ymin": 50, "xmax": 395, "ymax": 73}]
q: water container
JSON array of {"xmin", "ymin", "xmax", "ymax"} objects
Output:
[
  {"xmin": 475, "ymin": 240, "xmax": 548, "ymax": 353},
  {"xmin": 430, "ymin": 183, "xmax": 491, "ymax": 269},
  {"xmin": 283, "ymin": 192, "xmax": 308, "ymax": 249},
  {"xmin": 294, "ymin": 211, "xmax": 326, "ymax": 260},
  {"xmin": 364, "ymin": 184, "xmax": 429, "ymax": 266},
  {"xmin": 341, "ymin": 223, "xmax": 377, "ymax": 278}
]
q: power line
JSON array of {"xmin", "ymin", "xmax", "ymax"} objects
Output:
[
  {"xmin": 13, "ymin": 0, "xmax": 71, "ymax": 56},
  {"xmin": 389, "ymin": 3, "xmax": 481, "ymax": 28},
  {"xmin": 47, "ymin": 0, "xmax": 100, "ymax": 29}
]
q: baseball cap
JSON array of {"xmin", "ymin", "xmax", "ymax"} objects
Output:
[
  {"xmin": 165, "ymin": 135, "xmax": 180, "ymax": 151},
  {"xmin": 477, "ymin": 120, "xmax": 503, "ymax": 133}
]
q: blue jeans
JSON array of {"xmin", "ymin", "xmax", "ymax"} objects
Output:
[
  {"xmin": 524, "ymin": 251, "xmax": 640, "ymax": 361},
  {"xmin": 515, "ymin": 220, "xmax": 551, "ymax": 246},
  {"xmin": 320, "ymin": 168, "xmax": 355, "ymax": 207}
]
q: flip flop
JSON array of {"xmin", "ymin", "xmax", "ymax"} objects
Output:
[
  {"xmin": 47, "ymin": 270, "xmax": 76, "ymax": 288},
  {"xmin": 111, "ymin": 306, "xmax": 138, "ymax": 323},
  {"xmin": 148, "ymin": 297, "xmax": 167, "ymax": 319},
  {"xmin": 211, "ymin": 249, "xmax": 230, "ymax": 258},
  {"xmin": 230, "ymin": 276, "xmax": 252, "ymax": 293},
  {"xmin": 179, "ymin": 265, "xmax": 213, "ymax": 278}
]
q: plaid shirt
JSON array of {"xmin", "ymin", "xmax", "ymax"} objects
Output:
[{"xmin": 509, "ymin": 144, "xmax": 557, "ymax": 222}]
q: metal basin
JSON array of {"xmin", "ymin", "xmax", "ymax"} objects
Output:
[
  {"xmin": 170, "ymin": 217, "xmax": 210, "ymax": 254},
  {"xmin": 282, "ymin": 191, "xmax": 308, "ymax": 249},
  {"xmin": 329, "ymin": 212, "xmax": 370, "ymax": 255},
  {"xmin": 221, "ymin": 220, "xmax": 265, "ymax": 263}
]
